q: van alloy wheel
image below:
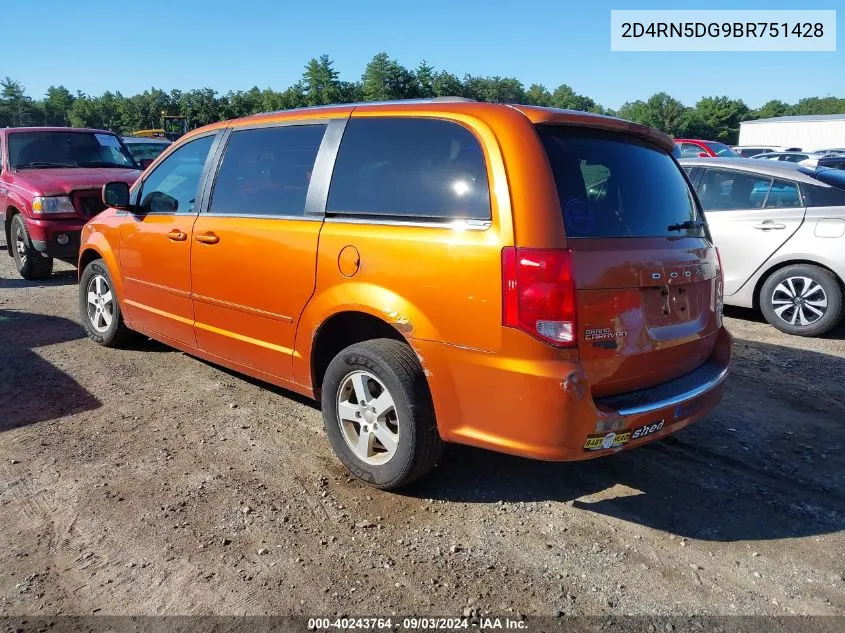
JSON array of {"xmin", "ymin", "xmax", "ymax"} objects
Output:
[
  {"xmin": 336, "ymin": 370, "xmax": 400, "ymax": 466},
  {"xmin": 771, "ymin": 276, "xmax": 828, "ymax": 327},
  {"xmin": 86, "ymin": 274, "xmax": 115, "ymax": 333}
]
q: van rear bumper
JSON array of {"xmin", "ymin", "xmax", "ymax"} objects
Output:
[{"xmin": 412, "ymin": 326, "xmax": 732, "ymax": 461}]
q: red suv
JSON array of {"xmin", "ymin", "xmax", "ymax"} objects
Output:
[{"xmin": 1, "ymin": 127, "xmax": 141, "ymax": 279}]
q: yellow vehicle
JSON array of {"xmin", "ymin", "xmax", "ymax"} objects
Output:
[{"xmin": 132, "ymin": 115, "xmax": 188, "ymax": 141}]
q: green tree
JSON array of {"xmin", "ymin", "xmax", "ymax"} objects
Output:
[
  {"xmin": 362, "ymin": 52, "xmax": 417, "ymax": 101},
  {"xmin": 462, "ymin": 75, "xmax": 525, "ymax": 103},
  {"xmin": 687, "ymin": 96, "xmax": 748, "ymax": 142},
  {"xmin": 224, "ymin": 87, "xmax": 263, "ymax": 119},
  {"xmin": 302, "ymin": 55, "xmax": 342, "ymax": 106},
  {"xmin": 42, "ymin": 85, "xmax": 75, "ymax": 126},
  {"xmin": 617, "ymin": 92, "xmax": 688, "ymax": 136},
  {"xmin": 179, "ymin": 88, "xmax": 223, "ymax": 128},
  {"xmin": 525, "ymin": 84, "xmax": 552, "ymax": 107},
  {"xmin": 551, "ymin": 84, "xmax": 599, "ymax": 112},
  {"xmin": 69, "ymin": 92, "xmax": 104, "ymax": 129},
  {"xmin": 1, "ymin": 77, "xmax": 33, "ymax": 126},
  {"xmin": 415, "ymin": 60, "xmax": 436, "ymax": 98},
  {"xmin": 792, "ymin": 96, "xmax": 845, "ymax": 116},
  {"xmin": 432, "ymin": 71, "xmax": 463, "ymax": 98},
  {"xmin": 748, "ymin": 99, "xmax": 793, "ymax": 120}
]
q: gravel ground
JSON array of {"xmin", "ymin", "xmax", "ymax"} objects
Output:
[{"xmin": 1, "ymin": 255, "xmax": 843, "ymax": 618}]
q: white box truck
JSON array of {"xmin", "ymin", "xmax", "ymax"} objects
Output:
[{"xmin": 738, "ymin": 114, "xmax": 845, "ymax": 153}]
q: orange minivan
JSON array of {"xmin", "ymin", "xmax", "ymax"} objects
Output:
[{"xmin": 78, "ymin": 98, "xmax": 731, "ymax": 489}]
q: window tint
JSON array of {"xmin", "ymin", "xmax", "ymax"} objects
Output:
[
  {"xmin": 696, "ymin": 169, "xmax": 772, "ymax": 211},
  {"xmin": 327, "ymin": 118, "xmax": 490, "ymax": 221},
  {"xmin": 702, "ymin": 141, "xmax": 738, "ymax": 157},
  {"xmin": 764, "ymin": 179, "xmax": 801, "ymax": 208},
  {"xmin": 139, "ymin": 135, "xmax": 215, "ymax": 214},
  {"xmin": 209, "ymin": 124, "xmax": 326, "ymax": 217},
  {"xmin": 739, "ymin": 148, "xmax": 769, "ymax": 158},
  {"xmin": 802, "ymin": 183, "xmax": 845, "ymax": 207},
  {"xmin": 125, "ymin": 141, "xmax": 171, "ymax": 161},
  {"xmin": 680, "ymin": 143, "xmax": 704, "ymax": 158},
  {"xmin": 538, "ymin": 126, "xmax": 701, "ymax": 238}
]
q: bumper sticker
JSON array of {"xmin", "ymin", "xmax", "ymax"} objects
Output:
[
  {"xmin": 631, "ymin": 419, "xmax": 665, "ymax": 440},
  {"xmin": 584, "ymin": 431, "xmax": 631, "ymax": 452}
]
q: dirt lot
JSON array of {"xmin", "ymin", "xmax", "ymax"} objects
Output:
[{"xmin": 1, "ymin": 253, "xmax": 843, "ymax": 618}]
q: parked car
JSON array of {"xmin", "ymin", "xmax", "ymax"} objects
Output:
[
  {"xmin": 752, "ymin": 151, "xmax": 814, "ymax": 163},
  {"xmin": 798, "ymin": 154, "xmax": 845, "ymax": 171},
  {"xmin": 1, "ymin": 127, "xmax": 141, "ymax": 279},
  {"xmin": 79, "ymin": 99, "xmax": 731, "ymax": 489},
  {"xmin": 681, "ymin": 157, "xmax": 845, "ymax": 336},
  {"xmin": 673, "ymin": 138, "xmax": 738, "ymax": 158},
  {"xmin": 121, "ymin": 136, "xmax": 171, "ymax": 166},
  {"xmin": 732, "ymin": 145, "xmax": 802, "ymax": 158}
]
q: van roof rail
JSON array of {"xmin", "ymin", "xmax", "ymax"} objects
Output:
[{"xmin": 257, "ymin": 97, "xmax": 478, "ymax": 116}]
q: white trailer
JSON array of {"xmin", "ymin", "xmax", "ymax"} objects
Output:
[{"xmin": 738, "ymin": 114, "xmax": 845, "ymax": 152}]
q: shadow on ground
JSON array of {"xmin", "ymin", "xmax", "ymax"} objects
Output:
[
  {"xmin": 725, "ymin": 305, "xmax": 845, "ymax": 340},
  {"xmin": 0, "ymin": 268, "xmax": 77, "ymax": 289},
  {"xmin": 0, "ymin": 309, "xmax": 101, "ymax": 430},
  {"xmin": 407, "ymin": 336, "xmax": 845, "ymax": 543}
]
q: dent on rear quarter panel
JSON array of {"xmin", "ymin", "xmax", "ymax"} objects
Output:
[{"xmin": 292, "ymin": 281, "xmax": 439, "ymax": 388}]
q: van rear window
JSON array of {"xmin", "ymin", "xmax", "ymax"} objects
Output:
[{"xmin": 537, "ymin": 126, "xmax": 703, "ymax": 238}]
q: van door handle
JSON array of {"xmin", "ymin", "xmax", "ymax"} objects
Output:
[
  {"xmin": 753, "ymin": 221, "xmax": 786, "ymax": 230},
  {"xmin": 167, "ymin": 229, "xmax": 187, "ymax": 241},
  {"xmin": 194, "ymin": 232, "xmax": 220, "ymax": 244}
]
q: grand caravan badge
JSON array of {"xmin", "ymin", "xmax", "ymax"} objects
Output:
[{"xmin": 584, "ymin": 327, "xmax": 628, "ymax": 341}]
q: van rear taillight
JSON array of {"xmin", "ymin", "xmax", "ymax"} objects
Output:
[{"xmin": 502, "ymin": 247, "xmax": 577, "ymax": 347}]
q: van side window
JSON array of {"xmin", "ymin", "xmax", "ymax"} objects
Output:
[
  {"xmin": 695, "ymin": 169, "xmax": 772, "ymax": 211},
  {"xmin": 327, "ymin": 118, "xmax": 491, "ymax": 221},
  {"xmin": 209, "ymin": 124, "xmax": 327, "ymax": 217},
  {"xmin": 138, "ymin": 135, "xmax": 215, "ymax": 214}
]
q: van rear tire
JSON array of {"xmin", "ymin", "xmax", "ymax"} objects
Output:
[{"xmin": 321, "ymin": 338, "xmax": 442, "ymax": 490}]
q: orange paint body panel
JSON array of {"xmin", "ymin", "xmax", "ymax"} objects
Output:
[
  {"xmin": 190, "ymin": 215, "xmax": 321, "ymax": 381},
  {"xmin": 79, "ymin": 99, "xmax": 731, "ymax": 465}
]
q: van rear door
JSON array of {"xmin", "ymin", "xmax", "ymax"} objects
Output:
[{"xmin": 537, "ymin": 126, "xmax": 722, "ymax": 397}]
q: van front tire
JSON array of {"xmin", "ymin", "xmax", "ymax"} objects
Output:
[
  {"xmin": 79, "ymin": 259, "xmax": 133, "ymax": 347},
  {"xmin": 321, "ymin": 338, "xmax": 442, "ymax": 490}
]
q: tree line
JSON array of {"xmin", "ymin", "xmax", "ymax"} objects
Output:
[{"xmin": 2, "ymin": 53, "xmax": 844, "ymax": 144}]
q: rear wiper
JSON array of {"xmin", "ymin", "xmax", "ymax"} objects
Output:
[
  {"xmin": 667, "ymin": 220, "xmax": 707, "ymax": 232},
  {"xmin": 15, "ymin": 161, "xmax": 76, "ymax": 169}
]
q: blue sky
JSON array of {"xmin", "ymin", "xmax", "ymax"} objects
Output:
[{"xmin": 4, "ymin": 0, "xmax": 842, "ymax": 109}]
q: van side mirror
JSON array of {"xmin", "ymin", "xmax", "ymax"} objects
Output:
[{"xmin": 102, "ymin": 182, "xmax": 131, "ymax": 210}]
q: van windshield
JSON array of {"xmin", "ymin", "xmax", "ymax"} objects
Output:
[{"xmin": 537, "ymin": 126, "xmax": 704, "ymax": 238}]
